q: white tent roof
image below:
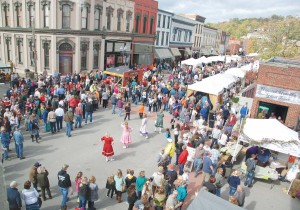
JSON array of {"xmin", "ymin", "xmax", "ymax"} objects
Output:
[
  {"xmin": 240, "ymin": 64, "xmax": 252, "ymax": 71},
  {"xmin": 203, "ymin": 73, "xmax": 237, "ymax": 89},
  {"xmin": 188, "ymin": 80, "xmax": 224, "ymax": 95},
  {"xmin": 225, "ymin": 67, "xmax": 246, "ymax": 78},
  {"xmin": 181, "ymin": 58, "xmax": 196, "ymax": 66},
  {"xmin": 241, "ymin": 119, "xmax": 300, "ymax": 157},
  {"xmin": 194, "ymin": 56, "xmax": 210, "ymax": 65},
  {"xmin": 206, "ymin": 56, "xmax": 225, "ymax": 62},
  {"xmin": 247, "ymin": 52, "xmax": 259, "ymax": 57}
]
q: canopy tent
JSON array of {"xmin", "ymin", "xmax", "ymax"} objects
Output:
[
  {"xmin": 202, "ymin": 73, "xmax": 237, "ymax": 89},
  {"xmin": 181, "ymin": 58, "xmax": 196, "ymax": 66},
  {"xmin": 188, "ymin": 80, "xmax": 224, "ymax": 95},
  {"xmin": 225, "ymin": 67, "xmax": 246, "ymax": 78},
  {"xmin": 194, "ymin": 56, "xmax": 210, "ymax": 66},
  {"xmin": 188, "ymin": 189, "xmax": 246, "ymax": 210},
  {"xmin": 240, "ymin": 119, "xmax": 300, "ymax": 157},
  {"xmin": 247, "ymin": 52, "xmax": 259, "ymax": 57}
]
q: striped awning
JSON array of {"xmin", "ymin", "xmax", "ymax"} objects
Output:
[{"xmin": 170, "ymin": 48, "xmax": 181, "ymax": 57}]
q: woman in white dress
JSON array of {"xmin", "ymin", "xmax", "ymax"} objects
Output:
[{"xmin": 139, "ymin": 113, "xmax": 149, "ymax": 139}]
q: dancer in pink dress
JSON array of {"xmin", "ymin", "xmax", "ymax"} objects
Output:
[{"xmin": 120, "ymin": 121, "xmax": 133, "ymax": 148}]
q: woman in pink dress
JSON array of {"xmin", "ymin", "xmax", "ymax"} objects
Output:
[
  {"xmin": 101, "ymin": 133, "xmax": 115, "ymax": 162},
  {"xmin": 120, "ymin": 121, "xmax": 133, "ymax": 149}
]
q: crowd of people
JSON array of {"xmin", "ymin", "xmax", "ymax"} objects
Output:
[{"xmin": 2, "ymin": 58, "xmax": 263, "ymax": 210}]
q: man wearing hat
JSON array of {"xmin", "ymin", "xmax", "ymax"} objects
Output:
[
  {"xmin": 29, "ymin": 162, "xmax": 41, "ymax": 191},
  {"xmin": 13, "ymin": 127, "xmax": 25, "ymax": 160},
  {"xmin": 7, "ymin": 181, "xmax": 22, "ymax": 210}
]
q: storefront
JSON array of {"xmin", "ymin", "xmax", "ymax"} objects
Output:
[
  {"xmin": 104, "ymin": 40, "xmax": 131, "ymax": 68},
  {"xmin": 250, "ymin": 58, "xmax": 300, "ymax": 129},
  {"xmin": 133, "ymin": 43, "xmax": 153, "ymax": 65},
  {"xmin": 154, "ymin": 48, "xmax": 174, "ymax": 63}
]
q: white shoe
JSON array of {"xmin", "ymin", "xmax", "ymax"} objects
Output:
[
  {"xmin": 106, "ymin": 158, "xmax": 109, "ymax": 162},
  {"xmin": 123, "ymin": 146, "xmax": 126, "ymax": 149},
  {"xmin": 146, "ymin": 136, "xmax": 149, "ymax": 139},
  {"xmin": 110, "ymin": 158, "xmax": 115, "ymax": 161}
]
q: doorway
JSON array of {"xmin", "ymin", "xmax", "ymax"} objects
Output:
[
  {"xmin": 258, "ymin": 101, "xmax": 289, "ymax": 122},
  {"xmin": 59, "ymin": 43, "xmax": 73, "ymax": 75}
]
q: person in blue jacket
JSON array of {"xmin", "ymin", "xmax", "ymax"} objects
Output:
[
  {"xmin": 176, "ymin": 179, "xmax": 187, "ymax": 210},
  {"xmin": 7, "ymin": 181, "xmax": 22, "ymax": 210},
  {"xmin": 0, "ymin": 127, "xmax": 11, "ymax": 160}
]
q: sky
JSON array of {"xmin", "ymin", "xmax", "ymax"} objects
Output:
[{"xmin": 158, "ymin": 0, "xmax": 300, "ymax": 23}]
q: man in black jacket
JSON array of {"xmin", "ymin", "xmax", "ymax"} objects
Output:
[
  {"xmin": 7, "ymin": 181, "xmax": 22, "ymax": 210},
  {"xmin": 85, "ymin": 99, "xmax": 93, "ymax": 124},
  {"xmin": 57, "ymin": 164, "xmax": 72, "ymax": 210}
]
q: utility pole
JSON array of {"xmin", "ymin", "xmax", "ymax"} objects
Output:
[{"xmin": 31, "ymin": 19, "xmax": 38, "ymax": 80}]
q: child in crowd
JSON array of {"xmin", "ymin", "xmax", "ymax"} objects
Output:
[
  {"xmin": 139, "ymin": 103, "xmax": 145, "ymax": 119},
  {"xmin": 182, "ymin": 168, "xmax": 190, "ymax": 189},
  {"xmin": 105, "ymin": 175, "xmax": 116, "ymax": 198}
]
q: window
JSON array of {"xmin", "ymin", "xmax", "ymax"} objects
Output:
[
  {"xmin": 6, "ymin": 39, "xmax": 11, "ymax": 61},
  {"xmin": 161, "ymin": 32, "xmax": 165, "ymax": 46},
  {"xmin": 177, "ymin": 30, "xmax": 181, "ymax": 42},
  {"xmin": 3, "ymin": 4, "xmax": 9, "ymax": 27},
  {"xmin": 29, "ymin": 40, "xmax": 35, "ymax": 66},
  {"xmin": 29, "ymin": 5, "xmax": 34, "ymax": 27},
  {"xmin": 107, "ymin": 13, "xmax": 111, "ymax": 30},
  {"xmin": 117, "ymin": 13, "xmax": 122, "ymax": 31},
  {"xmin": 17, "ymin": 40, "xmax": 23, "ymax": 64},
  {"xmin": 16, "ymin": 5, "xmax": 21, "ymax": 27},
  {"xmin": 189, "ymin": 32, "xmax": 191, "ymax": 42},
  {"xmin": 62, "ymin": 5, "xmax": 71, "ymax": 28},
  {"xmin": 81, "ymin": 7, "xmax": 88, "ymax": 29},
  {"xmin": 162, "ymin": 15, "xmax": 166, "ymax": 28},
  {"xmin": 135, "ymin": 14, "xmax": 140, "ymax": 33},
  {"xmin": 172, "ymin": 29, "xmax": 176, "ymax": 41},
  {"xmin": 43, "ymin": 6, "xmax": 50, "ymax": 28},
  {"xmin": 167, "ymin": 17, "xmax": 170, "ymax": 29},
  {"xmin": 93, "ymin": 44, "xmax": 100, "ymax": 68},
  {"xmin": 149, "ymin": 17, "xmax": 154, "ymax": 34},
  {"xmin": 166, "ymin": 32, "xmax": 169, "ymax": 45},
  {"xmin": 156, "ymin": 31, "xmax": 160, "ymax": 45},
  {"xmin": 184, "ymin": 31, "xmax": 188, "ymax": 42},
  {"xmin": 94, "ymin": 8, "xmax": 101, "ymax": 30},
  {"xmin": 44, "ymin": 42, "xmax": 50, "ymax": 68},
  {"xmin": 143, "ymin": 15, "xmax": 147, "ymax": 34},
  {"xmin": 126, "ymin": 15, "xmax": 131, "ymax": 32},
  {"xmin": 81, "ymin": 44, "xmax": 88, "ymax": 69},
  {"xmin": 157, "ymin": 14, "xmax": 161, "ymax": 27}
]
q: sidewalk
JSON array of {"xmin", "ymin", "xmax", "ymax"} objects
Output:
[{"xmin": 0, "ymin": 164, "xmax": 8, "ymax": 210}]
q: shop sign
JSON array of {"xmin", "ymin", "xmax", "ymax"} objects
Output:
[{"xmin": 256, "ymin": 84, "xmax": 300, "ymax": 105}]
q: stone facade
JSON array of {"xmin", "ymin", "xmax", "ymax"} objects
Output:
[{"xmin": 0, "ymin": 0, "xmax": 134, "ymax": 75}]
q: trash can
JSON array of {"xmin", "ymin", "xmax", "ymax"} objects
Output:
[{"xmin": 224, "ymin": 161, "xmax": 233, "ymax": 178}]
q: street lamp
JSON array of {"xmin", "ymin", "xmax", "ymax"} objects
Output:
[{"xmin": 120, "ymin": 45, "xmax": 127, "ymax": 66}]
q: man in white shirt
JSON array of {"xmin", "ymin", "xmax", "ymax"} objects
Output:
[
  {"xmin": 55, "ymin": 106, "xmax": 64, "ymax": 131},
  {"xmin": 34, "ymin": 89, "xmax": 41, "ymax": 98}
]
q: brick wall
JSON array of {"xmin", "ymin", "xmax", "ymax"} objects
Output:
[{"xmin": 250, "ymin": 63, "xmax": 300, "ymax": 129}]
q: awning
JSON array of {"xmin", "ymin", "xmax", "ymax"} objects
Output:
[
  {"xmin": 185, "ymin": 48, "xmax": 192, "ymax": 56},
  {"xmin": 0, "ymin": 62, "xmax": 10, "ymax": 69},
  {"xmin": 210, "ymin": 49, "xmax": 218, "ymax": 55},
  {"xmin": 200, "ymin": 48, "xmax": 210, "ymax": 56},
  {"xmin": 154, "ymin": 48, "xmax": 174, "ymax": 59},
  {"xmin": 170, "ymin": 48, "xmax": 181, "ymax": 57}
]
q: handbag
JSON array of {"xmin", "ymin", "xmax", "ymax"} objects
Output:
[
  {"xmin": 38, "ymin": 197, "xmax": 42, "ymax": 207},
  {"xmin": 121, "ymin": 184, "xmax": 126, "ymax": 193}
]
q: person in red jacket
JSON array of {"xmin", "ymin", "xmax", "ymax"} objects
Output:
[
  {"xmin": 227, "ymin": 113, "xmax": 237, "ymax": 127},
  {"xmin": 68, "ymin": 96, "xmax": 77, "ymax": 114},
  {"xmin": 178, "ymin": 145, "xmax": 189, "ymax": 175}
]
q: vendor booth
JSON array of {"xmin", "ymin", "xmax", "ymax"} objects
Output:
[
  {"xmin": 188, "ymin": 189, "xmax": 246, "ymax": 210},
  {"xmin": 239, "ymin": 119, "xmax": 300, "ymax": 182},
  {"xmin": 103, "ymin": 66, "xmax": 143, "ymax": 87}
]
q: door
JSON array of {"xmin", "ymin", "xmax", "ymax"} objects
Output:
[{"xmin": 59, "ymin": 55, "xmax": 72, "ymax": 75}]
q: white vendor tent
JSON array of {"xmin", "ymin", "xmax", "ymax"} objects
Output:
[
  {"xmin": 240, "ymin": 119, "xmax": 300, "ymax": 157},
  {"xmin": 240, "ymin": 64, "xmax": 253, "ymax": 71},
  {"xmin": 195, "ymin": 56, "xmax": 210, "ymax": 65},
  {"xmin": 203, "ymin": 73, "xmax": 237, "ymax": 89},
  {"xmin": 188, "ymin": 80, "xmax": 224, "ymax": 95},
  {"xmin": 247, "ymin": 52, "xmax": 259, "ymax": 57},
  {"xmin": 188, "ymin": 189, "xmax": 246, "ymax": 210},
  {"xmin": 181, "ymin": 58, "xmax": 196, "ymax": 66},
  {"xmin": 225, "ymin": 67, "xmax": 246, "ymax": 78}
]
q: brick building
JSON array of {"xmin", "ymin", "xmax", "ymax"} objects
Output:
[
  {"xmin": 250, "ymin": 57, "xmax": 300, "ymax": 129},
  {"xmin": 226, "ymin": 37, "xmax": 243, "ymax": 55},
  {"xmin": 131, "ymin": 0, "xmax": 158, "ymax": 65}
]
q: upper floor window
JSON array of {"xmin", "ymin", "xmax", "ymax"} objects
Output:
[
  {"xmin": 162, "ymin": 15, "xmax": 166, "ymax": 28},
  {"xmin": 5, "ymin": 38, "xmax": 11, "ymax": 61},
  {"xmin": 143, "ymin": 15, "xmax": 147, "ymax": 34},
  {"xmin": 81, "ymin": 43, "xmax": 88, "ymax": 70},
  {"xmin": 94, "ymin": 7, "xmax": 102, "ymax": 30},
  {"xmin": 29, "ymin": 40, "xmax": 35, "ymax": 66},
  {"xmin": 93, "ymin": 43, "xmax": 100, "ymax": 68},
  {"xmin": 28, "ymin": 5, "xmax": 35, "ymax": 28},
  {"xmin": 15, "ymin": 3, "xmax": 22, "ymax": 27},
  {"xmin": 166, "ymin": 32, "xmax": 169, "ymax": 45},
  {"xmin": 17, "ymin": 39, "xmax": 23, "ymax": 64},
  {"xmin": 157, "ymin": 14, "xmax": 161, "ymax": 28},
  {"xmin": 126, "ymin": 11, "xmax": 132, "ymax": 32},
  {"xmin": 156, "ymin": 31, "xmax": 160, "ymax": 45},
  {"xmin": 177, "ymin": 30, "xmax": 181, "ymax": 42},
  {"xmin": 106, "ymin": 6, "xmax": 114, "ymax": 31},
  {"xmin": 81, "ymin": 6, "xmax": 88, "ymax": 29},
  {"xmin": 184, "ymin": 31, "xmax": 188, "ymax": 42},
  {"xmin": 3, "ymin": 3, "xmax": 9, "ymax": 27},
  {"xmin": 62, "ymin": 5, "xmax": 71, "ymax": 28},
  {"xmin": 161, "ymin": 32, "xmax": 165, "ymax": 46},
  {"xmin": 117, "ymin": 9, "xmax": 123, "ymax": 31},
  {"xmin": 167, "ymin": 17, "xmax": 170, "ymax": 29},
  {"xmin": 149, "ymin": 17, "xmax": 154, "ymax": 34},
  {"xmin": 43, "ymin": 5, "xmax": 50, "ymax": 28},
  {"xmin": 43, "ymin": 42, "xmax": 50, "ymax": 68},
  {"xmin": 135, "ymin": 14, "xmax": 140, "ymax": 33}
]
